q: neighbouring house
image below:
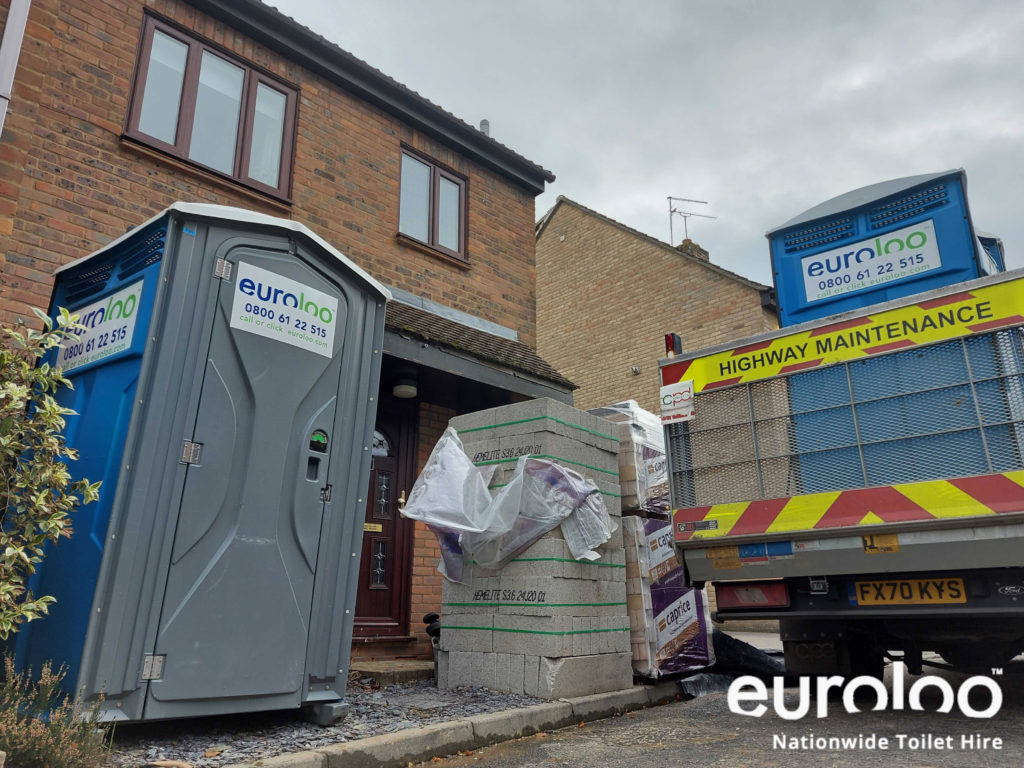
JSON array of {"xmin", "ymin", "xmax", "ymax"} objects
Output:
[
  {"xmin": 0, "ymin": 0, "xmax": 572, "ymax": 665},
  {"xmin": 535, "ymin": 196, "xmax": 777, "ymax": 414}
]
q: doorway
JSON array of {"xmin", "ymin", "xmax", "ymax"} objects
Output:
[{"xmin": 353, "ymin": 399, "xmax": 415, "ymax": 638}]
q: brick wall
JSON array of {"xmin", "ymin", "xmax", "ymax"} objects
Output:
[
  {"xmin": 0, "ymin": 0, "xmax": 538, "ymax": 345},
  {"xmin": 536, "ymin": 201, "xmax": 777, "ymax": 413}
]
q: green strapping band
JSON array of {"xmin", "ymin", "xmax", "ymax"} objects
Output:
[
  {"xmin": 475, "ymin": 454, "xmax": 617, "ymax": 476},
  {"xmin": 442, "ymin": 602, "xmax": 627, "ymax": 608},
  {"xmin": 471, "ymin": 557, "xmax": 625, "ymax": 568},
  {"xmin": 488, "ymin": 482, "xmax": 621, "ymax": 498},
  {"xmin": 441, "ymin": 626, "xmax": 629, "ymax": 636},
  {"xmin": 459, "ymin": 415, "xmax": 616, "ymax": 442}
]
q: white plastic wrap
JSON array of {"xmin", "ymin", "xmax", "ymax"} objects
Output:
[
  {"xmin": 463, "ymin": 458, "xmax": 616, "ymax": 568},
  {"xmin": 401, "ymin": 429, "xmax": 615, "ymax": 580},
  {"xmin": 587, "ymin": 400, "xmax": 669, "ymax": 516},
  {"xmin": 400, "ymin": 427, "xmax": 500, "ymax": 533}
]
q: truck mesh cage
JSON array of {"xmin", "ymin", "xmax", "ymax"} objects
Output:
[{"xmin": 667, "ymin": 327, "xmax": 1024, "ymax": 508}]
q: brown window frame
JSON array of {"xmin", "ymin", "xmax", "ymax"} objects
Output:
[
  {"xmin": 398, "ymin": 148, "xmax": 468, "ymax": 262},
  {"xmin": 125, "ymin": 15, "xmax": 297, "ymax": 201}
]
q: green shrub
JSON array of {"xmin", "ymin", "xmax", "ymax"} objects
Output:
[
  {"xmin": 0, "ymin": 307, "xmax": 100, "ymax": 639},
  {"xmin": 0, "ymin": 656, "xmax": 111, "ymax": 768}
]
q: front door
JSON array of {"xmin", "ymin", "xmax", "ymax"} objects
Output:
[{"xmin": 354, "ymin": 401, "xmax": 414, "ymax": 638}]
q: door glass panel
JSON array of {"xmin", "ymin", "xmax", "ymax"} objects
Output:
[
  {"xmin": 249, "ymin": 82, "xmax": 287, "ymax": 187},
  {"xmin": 374, "ymin": 471, "xmax": 391, "ymax": 519},
  {"xmin": 438, "ymin": 176, "xmax": 461, "ymax": 252},
  {"xmin": 189, "ymin": 51, "xmax": 244, "ymax": 174},
  {"xmin": 372, "ymin": 429, "xmax": 391, "ymax": 457},
  {"xmin": 399, "ymin": 154, "xmax": 430, "ymax": 242},
  {"xmin": 138, "ymin": 30, "xmax": 187, "ymax": 144},
  {"xmin": 371, "ymin": 539, "xmax": 389, "ymax": 588}
]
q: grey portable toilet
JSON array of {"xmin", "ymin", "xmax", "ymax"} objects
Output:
[{"xmin": 13, "ymin": 203, "xmax": 389, "ymax": 724}]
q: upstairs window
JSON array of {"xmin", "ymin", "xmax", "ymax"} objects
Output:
[
  {"xmin": 399, "ymin": 149, "xmax": 467, "ymax": 261},
  {"xmin": 126, "ymin": 16, "xmax": 297, "ymax": 199}
]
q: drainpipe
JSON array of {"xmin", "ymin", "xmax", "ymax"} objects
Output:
[{"xmin": 0, "ymin": 0, "xmax": 31, "ymax": 138}]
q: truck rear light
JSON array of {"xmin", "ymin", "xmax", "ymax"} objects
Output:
[{"xmin": 716, "ymin": 581, "xmax": 790, "ymax": 609}]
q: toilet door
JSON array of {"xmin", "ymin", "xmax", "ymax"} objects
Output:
[{"xmin": 144, "ymin": 245, "xmax": 348, "ymax": 718}]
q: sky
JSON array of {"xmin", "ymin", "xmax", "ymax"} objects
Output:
[{"xmin": 270, "ymin": 0, "xmax": 1024, "ymax": 286}]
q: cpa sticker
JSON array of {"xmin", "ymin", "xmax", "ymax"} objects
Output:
[{"xmin": 660, "ymin": 380, "xmax": 694, "ymax": 423}]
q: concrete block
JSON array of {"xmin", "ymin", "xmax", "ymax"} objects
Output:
[
  {"xmin": 494, "ymin": 652, "xmax": 510, "ymax": 692},
  {"xmin": 470, "ymin": 651, "xmax": 497, "ymax": 689},
  {"xmin": 451, "ymin": 398, "xmax": 620, "ymax": 453},
  {"xmin": 439, "ymin": 613, "xmax": 493, "ymax": 653},
  {"xmin": 492, "ymin": 615, "xmax": 576, "ymax": 657},
  {"xmin": 536, "ymin": 652, "xmax": 634, "ymax": 699},
  {"xmin": 440, "ymin": 650, "xmax": 467, "ymax": 688},
  {"xmin": 524, "ymin": 654, "xmax": 540, "ymax": 696},
  {"xmin": 610, "ymin": 617, "xmax": 632, "ymax": 653},
  {"xmin": 510, "ymin": 653, "xmax": 525, "ymax": 694},
  {"xmin": 572, "ymin": 617, "xmax": 589, "ymax": 656},
  {"xmin": 495, "ymin": 576, "xmax": 606, "ymax": 616},
  {"xmin": 442, "ymin": 578, "xmax": 500, "ymax": 614},
  {"xmin": 437, "ymin": 650, "xmax": 450, "ymax": 689}
]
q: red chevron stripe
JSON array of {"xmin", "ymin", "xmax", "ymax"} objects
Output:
[
  {"xmin": 673, "ymin": 506, "xmax": 712, "ymax": 542},
  {"xmin": 779, "ymin": 359, "xmax": 824, "ymax": 374},
  {"xmin": 968, "ymin": 315, "xmax": 1024, "ymax": 333},
  {"xmin": 948, "ymin": 474, "xmax": 1024, "ymax": 514},
  {"xmin": 661, "ymin": 360, "xmax": 693, "ymax": 385},
  {"xmin": 704, "ymin": 376, "xmax": 743, "ymax": 390},
  {"xmin": 728, "ymin": 497, "xmax": 791, "ymax": 536},
  {"xmin": 918, "ymin": 292, "xmax": 974, "ymax": 308},
  {"xmin": 733, "ymin": 339, "xmax": 774, "ymax": 355},
  {"xmin": 814, "ymin": 485, "xmax": 932, "ymax": 529},
  {"xmin": 863, "ymin": 339, "xmax": 917, "ymax": 355},
  {"xmin": 809, "ymin": 316, "xmax": 872, "ymax": 336}
]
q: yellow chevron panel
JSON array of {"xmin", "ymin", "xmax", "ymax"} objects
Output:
[
  {"xmin": 894, "ymin": 478, "xmax": 995, "ymax": 519},
  {"xmin": 766, "ymin": 491, "xmax": 839, "ymax": 533},
  {"xmin": 688, "ymin": 502, "xmax": 749, "ymax": 539}
]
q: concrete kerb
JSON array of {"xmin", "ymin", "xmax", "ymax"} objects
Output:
[{"xmin": 227, "ymin": 682, "xmax": 684, "ymax": 768}]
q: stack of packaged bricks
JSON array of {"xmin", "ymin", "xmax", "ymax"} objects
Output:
[
  {"xmin": 623, "ymin": 515, "xmax": 715, "ymax": 677},
  {"xmin": 437, "ymin": 398, "xmax": 633, "ymax": 699},
  {"xmin": 586, "ymin": 401, "xmax": 669, "ymax": 517}
]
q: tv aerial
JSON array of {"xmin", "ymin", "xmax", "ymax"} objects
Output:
[{"xmin": 668, "ymin": 196, "xmax": 717, "ymax": 245}]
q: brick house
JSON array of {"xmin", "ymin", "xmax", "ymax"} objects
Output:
[
  {"xmin": 0, "ymin": 0, "xmax": 572, "ymax": 664},
  {"xmin": 535, "ymin": 197, "xmax": 776, "ymax": 414}
]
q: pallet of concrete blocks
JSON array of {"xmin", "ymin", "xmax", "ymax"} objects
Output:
[
  {"xmin": 623, "ymin": 515, "xmax": 715, "ymax": 677},
  {"xmin": 587, "ymin": 401, "xmax": 669, "ymax": 517},
  {"xmin": 451, "ymin": 397, "xmax": 622, "ymax": 514}
]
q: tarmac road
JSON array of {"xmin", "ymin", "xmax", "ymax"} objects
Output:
[{"xmin": 431, "ymin": 662, "xmax": 1024, "ymax": 768}]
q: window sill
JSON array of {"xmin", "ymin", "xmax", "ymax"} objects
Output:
[
  {"xmin": 396, "ymin": 233, "xmax": 470, "ymax": 270},
  {"xmin": 120, "ymin": 137, "xmax": 293, "ymax": 213}
]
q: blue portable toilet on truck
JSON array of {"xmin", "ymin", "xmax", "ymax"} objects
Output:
[
  {"xmin": 765, "ymin": 171, "xmax": 1007, "ymax": 497},
  {"xmin": 767, "ymin": 169, "xmax": 999, "ymax": 328},
  {"xmin": 13, "ymin": 203, "xmax": 389, "ymax": 724}
]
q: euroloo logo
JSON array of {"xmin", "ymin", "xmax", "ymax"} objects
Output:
[{"xmin": 728, "ymin": 663, "xmax": 1003, "ymax": 720}]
